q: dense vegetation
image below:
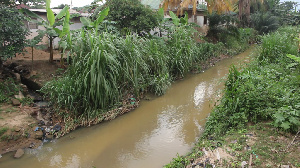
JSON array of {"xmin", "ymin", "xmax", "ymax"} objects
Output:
[
  {"xmin": 164, "ymin": 25, "xmax": 300, "ymax": 168},
  {"xmin": 204, "ymin": 26, "xmax": 300, "ymax": 136},
  {"xmin": 41, "ymin": 23, "xmax": 253, "ymax": 125},
  {"xmin": 0, "ymin": 6, "xmax": 28, "ymax": 62}
]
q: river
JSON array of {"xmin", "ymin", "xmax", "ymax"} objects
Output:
[{"xmin": 0, "ymin": 48, "xmax": 253, "ymax": 168}]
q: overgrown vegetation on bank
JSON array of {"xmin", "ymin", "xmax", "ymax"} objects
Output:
[
  {"xmin": 164, "ymin": 26, "xmax": 300, "ymax": 167},
  {"xmin": 205, "ymin": 26, "xmax": 300, "ymax": 137},
  {"xmin": 41, "ymin": 24, "xmax": 253, "ymax": 126}
]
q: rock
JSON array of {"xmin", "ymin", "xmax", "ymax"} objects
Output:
[
  {"xmin": 14, "ymin": 91, "xmax": 25, "ymax": 99},
  {"xmin": 30, "ymin": 71, "xmax": 37, "ymax": 76},
  {"xmin": 35, "ymin": 130, "xmax": 44, "ymax": 140},
  {"xmin": 20, "ymin": 84, "xmax": 29, "ymax": 95},
  {"xmin": 281, "ymin": 165, "xmax": 289, "ymax": 168},
  {"xmin": 13, "ymin": 73, "xmax": 21, "ymax": 83},
  {"xmin": 11, "ymin": 98, "xmax": 21, "ymax": 106},
  {"xmin": 14, "ymin": 127, "xmax": 21, "ymax": 132},
  {"xmin": 14, "ymin": 149, "xmax": 24, "ymax": 158},
  {"xmin": 241, "ymin": 161, "xmax": 248, "ymax": 168},
  {"xmin": 53, "ymin": 124, "xmax": 61, "ymax": 132},
  {"xmin": 45, "ymin": 134, "xmax": 53, "ymax": 140}
]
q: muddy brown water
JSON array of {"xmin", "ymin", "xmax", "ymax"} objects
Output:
[{"xmin": 0, "ymin": 48, "xmax": 253, "ymax": 168}]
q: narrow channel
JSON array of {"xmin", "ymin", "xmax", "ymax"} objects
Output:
[{"xmin": 0, "ymin": 48, "xmax": 253, "ymax": 168}]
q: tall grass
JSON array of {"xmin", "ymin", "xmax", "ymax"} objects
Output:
[
  {"xmin": 42, "ymin": 25, "xmax": 254, "ymax": 124},
  {"xmin": 257, "ymin": 26, "xmax": 299, "ymax": 64}
]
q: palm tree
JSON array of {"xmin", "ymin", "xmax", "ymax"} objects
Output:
[{"xmin": 161, "ymin": 0, "xmax": 237, "ymax": 15}]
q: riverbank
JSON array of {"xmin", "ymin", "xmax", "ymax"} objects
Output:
[
  {"xmin": 165, "ymin": 26, "xmax": 300, "ymax": 168},
  {"xmin": 167, "ymin": 122, "xmax": 300, "ymax": 167},
  {"xmin": 0, "ymin": 43, "xmax": 242, "ymax": 157}
]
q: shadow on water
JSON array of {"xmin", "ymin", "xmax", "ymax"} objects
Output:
[{"xmin": 0, "ymin": 47, "xmax": 253, "ymax": 168}]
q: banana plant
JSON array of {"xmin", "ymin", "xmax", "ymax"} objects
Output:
[
  {"xmin": 80, "ymin": 7, "xmax": 109, "ymax": 31},
  {"xmin": 21, "ymin": 0, "xmax": 70, "ymax": 63},
  {"xmin": 169, "ymin": 11, "xmax": 189, "ymax": 26}
]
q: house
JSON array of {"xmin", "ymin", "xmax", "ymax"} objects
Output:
[{"xmin": 141, "ymin": 0, "xmax": 208, "ymax": 27}]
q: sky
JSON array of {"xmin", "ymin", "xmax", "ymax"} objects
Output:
[{"xmin": 50, "ymin": 0, "xmax": 96, "ymax": 8}]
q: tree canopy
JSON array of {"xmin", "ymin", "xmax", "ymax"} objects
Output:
[
  {"xmin": 98, "ymin": 0, "xmax": 159, "ymax": 34},
  {"xmin": 0, "ymin": 6, "xmax": 29, "ymax": 62}
]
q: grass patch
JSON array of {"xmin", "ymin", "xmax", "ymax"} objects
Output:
[
  {"xmin": 0, "ymin": 127, "xmax": 8, "ymax": 136},
  {"xmin": 164, "ymin": 122, "xmax": 300, "ymax": 167}
]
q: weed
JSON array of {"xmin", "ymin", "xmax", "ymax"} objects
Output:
[
  {"xmin": 163, "ymin": 154, "xmax": 189, "ymax": 168},
  {"xmin": 20, "ymin": 97, "xmax": 34, "ymax": 106},
  {"xmin": 0, "ymin": 78, "xmax": 20, "ymax": 103},
  {"xmin": 1, "ymin": 135, "xmax": 9, "ymax": 141},
  {"xmin": 0, "ymin": 127, "xmax": 8, "ymax": 136}
]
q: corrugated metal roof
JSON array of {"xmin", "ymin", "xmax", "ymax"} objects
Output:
[
  {"xmin": 141, "ymin": 0, "xmax": 163, "ymax": 10},
  {"xmin": 29, "ymin": 9, "xmax": 80, "ymax": 15}
]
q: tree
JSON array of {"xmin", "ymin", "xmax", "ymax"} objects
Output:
[
  {"xmin": 0, "ymin": 0, "xmax": 46, "ymax": 8},
  {"xmin": 161, "ymin": 0, "xmax": 236, "ymax": 15},
  {"xmin": 98, "ymin": 0, "xmax": 159, "ymax": 34},
  {"xmin": 53, "ymin": 4, "xmax": 67, "ymax": 9},
  {"xmin": 0, "ymin": 5, "xmax": 29, "ymax": 66}
]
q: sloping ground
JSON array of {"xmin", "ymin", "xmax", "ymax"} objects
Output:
[
  {"xmin": 166, "ymin": 122, "xmax": 300, "ymax": 167},
  {"xmin": 0, "ymin": 48, "xmax": 63, "ymax": 156}
]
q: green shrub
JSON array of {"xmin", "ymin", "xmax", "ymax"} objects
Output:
[
  {"xmin": 251, "ymin": 12, "xmax": 279, "ymax": 35},
  {"xmin": 0, "ymin": 127, "xmax": 8, "ymax": 136},
  {"xmin": 204, "ymin": 26, "xmax": 300, "ymax": 137},
  {"xmin": 0, "ymin": 78, "xmax": 20, "ymax": 103},
  {"xmin": 257, "ymin": 27, "xmax": 299, "ymax": 64}
]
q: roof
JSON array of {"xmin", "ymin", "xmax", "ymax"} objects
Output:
[
  {"xmin": 16, "ymin": 4, "xmax": 30, "ymax": 9},
  {"xmin": 141, "ymin": 0, "xmax": 163, "ymax": 10},
  {"xmin": 29, "ymin": 9, "xmax": 80, "ymax": 15}
]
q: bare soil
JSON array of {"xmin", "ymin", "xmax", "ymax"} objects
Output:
[
  {"xmin": 186, "ymin": 122, "xmax": 300, "ymax": 168},
  {"xmin": 0, "ymin": 47, "xmax": 63, "ymax": 156}
]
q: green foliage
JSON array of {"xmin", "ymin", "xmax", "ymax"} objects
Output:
[
  {"xmin": 257, "ymin": 26, "xmax": 299, "ymax": 64},
  {"xmin": 273, "ymin": 105, "xmax": 300, "ymax": 132},
  {"xmin": 163, "ymin": 154, "xmax": 188, "ymax": 168},
  {"xmin": 0, "ymin": 6, "xmax": 29, "ymax": 61},
  {"xmin": 53, "ymin": 4, "xmax": 67, "ymax": 9},
  {"xmin": 41, "ymin": 24, "xmax": 234, "ymax": 122},
  {"xmin": 271, "ymin": 1, "xmax": 300, "ymax": 25},
  {"xmin": 250, "ymin": 12, "xmax": 279, "ymax": 34},
  {"xmin": 287, "ymin": 54, "xmax": 300, "ymax": 63},
  {"xmin": 204, "ymin": 26, "xmax": 300, "ymax": 137},
  {"xmin": 0, "ymin": 127, "xmax": 8, "ymax": 137},
  {"xmin": 0, "ymin": 78, "xmax": 20, "ymax": 103},
  {"xmin": 207, "ymin": 13, "xmax": 239, "ymax": 42},
  {"xmin": 21, "ymin": 0, "xmax": 71, "ymax": 62},
  {"xmin": 80, "ymin": 7, "xmax": 109, "ymax": 30},
  {"xmin": 97, "ymin": 0, "xmax": 159, "ymax": 34}
]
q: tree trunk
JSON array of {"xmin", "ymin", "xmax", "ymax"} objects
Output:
[
  {"xmin": 239, "ymin": 0, "xmax": 250, "ymax": 27},
  {"xmin": 31, "ymin": 46, "xmax": 34, "ymax": 71},
  {"xmin": 49, "ymin": 36, "xmax": 54, "ymax": 63}
]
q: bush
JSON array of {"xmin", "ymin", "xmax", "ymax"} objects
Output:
[
  {"xmin": 250, "ymin": 12, "xmax": 279, "ymax": 34},
  {"xmin": 0, "ymin": 78, "xmax": 20, "ymax": 103},
  {"xmin": 204, "ymin": 26, "xmax": 300, "ymax": 137},
  {"xmin": 257, "ymin": 26, "xmax": 299, "ymax": 64}
]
